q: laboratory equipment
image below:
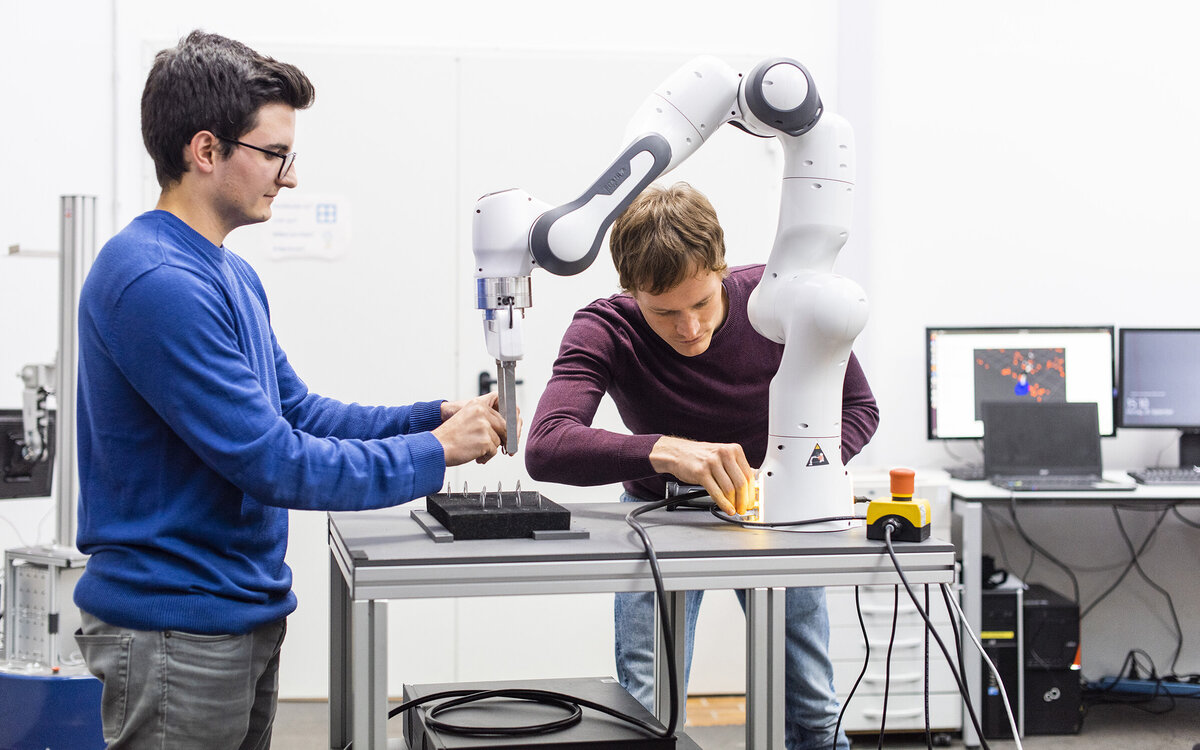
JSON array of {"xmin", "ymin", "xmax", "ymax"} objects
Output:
[{"xmin": 473, "ymin": 56, "xmax": 863, "ymax": 524}]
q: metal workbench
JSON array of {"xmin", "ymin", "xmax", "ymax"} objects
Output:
[{"xmin": 328, "ymin": 501, "xmax": 955, "ymax": 749}]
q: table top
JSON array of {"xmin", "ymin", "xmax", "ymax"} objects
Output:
[
  {"xmin": 329, "ymin": 501, "xmax": 955, "ymax": 600},
  {"xmin": 949, "ymin": 471, "xmax": 1200, "ymax": 502}
]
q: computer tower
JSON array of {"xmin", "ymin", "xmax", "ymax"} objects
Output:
[
  {"xmin": 1022, "ymin": 583, "xmax": 1083, "ymax": 735},
  {"xmin": 1024, "ymin": 670, "xmax": 1082, "ymax": 734},
  {"xmin": 979, "ymin": 586, "xmax": 1023, "ymax": 739}
]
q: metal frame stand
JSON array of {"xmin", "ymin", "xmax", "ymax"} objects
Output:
[{"xmin": 1, "ymin": 196, "xmax": 103, "ymax": 749}]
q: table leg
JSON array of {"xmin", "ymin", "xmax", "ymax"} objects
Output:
[
  {"xmin": 653, "ymin": 590, "xmax": 688, "ymax": 726},
  {"xmin": 745, "ymin": 587, "xmax": 785, "ymax": 750},
  {"xmin": 329, "ymin": 554, "xmax": 351, "ymax": 749},
  {"xmin": 349, "ymin": 599, "xmax": 388, "ymax": 750},
  {"xmin": 956, "ymin": 499, "xmax": 983, "ymax": 748}
]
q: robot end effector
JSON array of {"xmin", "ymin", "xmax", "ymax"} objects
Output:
[{"xmin": 473, "ymin": 188, "xmax": 545, "ymax": 456}]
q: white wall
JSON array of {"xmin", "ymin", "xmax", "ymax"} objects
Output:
[
  {"xmin": 856, "ymin": 0, "xmax": 1200, "ymax": 472},
  {"xmin": 2, "ymin": 0, "xmax": 1197, "ymax": 699},
  {"xmin": 850, "ymin": 0, "xmax": 1200, "ymax": 682}
]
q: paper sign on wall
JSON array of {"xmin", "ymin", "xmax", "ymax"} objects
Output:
[{"xmin": 268, "ymin": 194, "xmax": 351, "ymax": 261}]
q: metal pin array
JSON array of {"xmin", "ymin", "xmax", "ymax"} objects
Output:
[{"xmin": 445, "ymin": 482, "xmax": 544, "ymax": 509}]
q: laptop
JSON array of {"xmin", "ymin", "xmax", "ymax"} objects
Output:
[{"xmin": 981, "ymin": 401, "xmax": 1134, "ymax": 492}]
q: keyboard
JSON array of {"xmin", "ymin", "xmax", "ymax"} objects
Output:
[{"xmin": 1128, "ymin": 467, "xmax": 1200, "ymax": 485}]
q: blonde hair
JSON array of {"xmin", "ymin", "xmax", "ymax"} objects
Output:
[{"xmin": 609, "ymin": 182, "xmax": 726, "ymax": 294}]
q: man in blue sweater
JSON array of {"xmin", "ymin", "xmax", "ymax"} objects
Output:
[{"xmin": 72, "ymin": 31, "xmax": 510, "ymax": 749}]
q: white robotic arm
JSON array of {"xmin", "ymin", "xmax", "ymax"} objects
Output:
[
  {"xmin": 742, "ymin": 78, "xmax": 867, "ymax": 526},
  {"xmin": 473, "ymin": 56, "xmax": 868, "ymax": 525}
]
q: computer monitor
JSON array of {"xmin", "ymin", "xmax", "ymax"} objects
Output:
[
  {"xmin": 926, "ymin": 326, "xmax": 1116, "ymax": 440},
  {"xmin": 1117, "ymin": 328, "xmax": 1200, "ymax": 467},
  {"xmin": 1, "ymin": 408, "xmax": 55, "ymax": 500}
]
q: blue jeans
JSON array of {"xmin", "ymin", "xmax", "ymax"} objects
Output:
[
  {"xmin": 616, "ymin": 493, "xmax": 850, "ymax": 750},
  {"xmin": 75, "ymin": 610, "xmax": 286, "ymax": 750}
]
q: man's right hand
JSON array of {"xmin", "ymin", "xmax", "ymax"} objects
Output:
[
  {"xmin": 432, "ymin": 392, "xmax": 509, "ymax": 466},
  {"xmin": 649, "ymin": 435, "xmax": 754, "ymax": 515}
]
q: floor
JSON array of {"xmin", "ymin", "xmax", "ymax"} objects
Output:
[{"xmin": 274, "ymin": 693, "xmax": 1200, "ymax": 749}]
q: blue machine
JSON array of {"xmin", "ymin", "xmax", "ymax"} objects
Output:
[{"xmin": 0, "ymin": 670, "xmax": 103, "ymax": 749}]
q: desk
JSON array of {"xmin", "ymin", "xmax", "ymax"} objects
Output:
[
  {"xmin": 950, "ymin": 473, "xmax": 1200, "ymax": 747},
  {"xmin": 328, "ymin": 501, "xmax": 955, "ymax": 750}
]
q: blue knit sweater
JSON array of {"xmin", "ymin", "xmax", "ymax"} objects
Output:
[{"xmin": 74, "ymin": 210, "xmax": 446, "ymax": 634}]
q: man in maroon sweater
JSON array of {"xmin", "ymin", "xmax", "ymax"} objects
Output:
[{"xmin": 525, "ymin": 182, "xmax": 878, "ymax": 750}]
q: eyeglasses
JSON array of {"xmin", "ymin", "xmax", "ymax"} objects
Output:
[{"xmin": 215, "ymin": 135, "xmax": 297, "ymax": 180}]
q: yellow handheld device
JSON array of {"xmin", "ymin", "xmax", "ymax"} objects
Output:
[{"xmin": 866, "ymin": 467, "xmax": 932, "ymax": 542}]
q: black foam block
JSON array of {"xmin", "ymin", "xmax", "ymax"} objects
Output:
[{"xmin": 426, "ymin": 491, "xmax": 571, "ymax": 540}]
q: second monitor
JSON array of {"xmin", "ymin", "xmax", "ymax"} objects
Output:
[
  {"xmin": 927, "ymin": 326, "xmax": 1116, "ymax": 440},
  {"xmin": 1117, "ymin": 328, "xmax": 1200, "ymax": 467}
]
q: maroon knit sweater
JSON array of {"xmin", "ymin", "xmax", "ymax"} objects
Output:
[{"xmin": 526, "ymin": 264, "xmax": 880, "ymax": 501}]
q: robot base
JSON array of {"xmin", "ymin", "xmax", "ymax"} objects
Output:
[
  {"xmin": 401, "ymin": 676, "xmax": 697, "ymax": 749},
  {"xmin": 758, "ymin": 438, "xmax": 855, "ymax": 528}
]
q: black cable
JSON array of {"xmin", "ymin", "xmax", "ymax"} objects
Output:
[
  {"xmin": 989, "ymin": 501, "xmax": 1166, "ymax": 575},
  {"xmin": 833, "ymin": 586, "xmax": 871, "ymax": 749},
  {"xmin": 1084, "ymin": 649, "xmax": 1178, "ymax": 714},
  {"xmin": 386, "ymin": 493, "xmax": 702, "ymax": 740},
  {"xmin": 937, "ymin": 584, "xmax": 993, "ymax": 749},
  {"xmin": 720, "ymin": 509, "xmax": 997, "ymax": 747},
  {"xmin": 623, "ymin": 496, "xmax": 688, "ymax": 737},
  {"xmin": 941, "ymin": 438, "xmax": 982, "ymax": 465},
  {"xmin": 1172, "ymin": 506, "xmax": 1200, "ymax": 528},
  {"xmin": 709, "ymin": 509, "xmax": 866, "ymax": 529},
  {"xmin": 939, "ymin": 585, "xmax": 966, "ymax": 688},
  {"xmin": 876, "ymin": 584, "xmax": 899, "ymax": 749},
  {"xmin": 879, "ymin": 523, "xmax": 993, "ymax": 749},
  {"xmin": 992, "ymin": 498, "xmax": 1181, "ymax": 683},
  {"xmin": 982, "ymin": 506, "xmax": 1017, "ymax": 583},
  {"xmin": 1111, "ymin": 507, "xmax": 1184, "ymax": 678},
  {"xmin": 1007, "ymin": 495, "xmax": 1081, "ymax": 606},
  {"xmin": 1080, "ymin": 506, "xmax": 1169, "ymax": 620},
  {"xmin": 424, "ymin": 688, "xmax": 581, "ymax": 735},
  {"xmin": 923, "ymin": 584, "xmax": 932, "ymax": 750}
]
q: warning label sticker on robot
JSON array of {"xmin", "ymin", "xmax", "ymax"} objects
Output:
[{"xmin": 806, "ymin": 443, "xmax": 829, "ymax": 467}]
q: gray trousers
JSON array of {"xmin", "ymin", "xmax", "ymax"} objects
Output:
[{"xmin": 75, "ymin": 610, "xmax": 286, "ymax": 750}]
